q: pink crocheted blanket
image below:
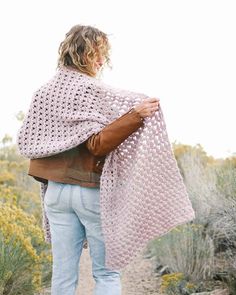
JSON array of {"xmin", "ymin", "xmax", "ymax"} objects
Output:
[{"xmin": 17, "ymin": 66, "xmax": 195, "ymax": 270}]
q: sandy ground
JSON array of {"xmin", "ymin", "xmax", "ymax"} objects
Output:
[
  {"xmin": 40, "ymin": 246, "xmax": 161, "ymax": 294},
  {"xmin": 76, "ymin": 247, "xmax": 161, "ymax": 295}
]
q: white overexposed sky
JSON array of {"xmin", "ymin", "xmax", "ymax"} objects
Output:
[{"xmin": 0, "ymin": 0, "xmax": 235, "ymax": 159}]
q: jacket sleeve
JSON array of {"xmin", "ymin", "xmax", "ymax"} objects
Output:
[{"xmin": 85, "ymin": 108, "xmax": 144, "ymax": 156}]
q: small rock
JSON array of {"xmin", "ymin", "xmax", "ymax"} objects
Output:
[
  {"xmin": 211, "ymin": 289, "xmax": 229, "ymax": 295},
  {"xmin": 157, "ymin": 265, "xmax": 170, "ymax": 276},
  {"xmin": 191, "ymin": 289, "xmax": 229, "ymax": 295},
  {"xmin": 191, "ymin": 292, "xmax": 211, "ymax": 295}
]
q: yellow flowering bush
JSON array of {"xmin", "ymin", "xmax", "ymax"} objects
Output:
[
  {"xmin": 0, "ymin": 171, "xmax": 15, "ymax": 185},
  {"xmin": 0, "ymin": 185, "xmax": 17, "ymax": 205},
  {"xmin": 0, "ymin": 159, "xmax": 41, "ymax": 222},
  {"xmin": 0, "ymin": 145, "xmax": 53, "ymax": 294},
  {"xmin": 160, "ymin": 272, "xmax": 198, "ymax": 295},
  {"xmin": 0, "ymin": 184, "xmax": 42, "ymax": 221},
  {"xmin": 0, "ymin": 201, "xmax": 52, "ymax": 295}
]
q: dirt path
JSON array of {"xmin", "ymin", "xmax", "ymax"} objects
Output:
[
  {"xmin": 76, "ymin": 246, "xmax": 161, "ymax": 295},
  {"xmin": 40, "ymin": 246, "xmax": 161, "ymax": 294}
]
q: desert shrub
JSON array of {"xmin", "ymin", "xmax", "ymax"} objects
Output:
[
  {"xmin": 147, "ymin": 144, "xmax": 236, "ymax": 293},
  {"xmin": 0, "ymin": 184, "xmax": 41, "ymax": 221},
  {"xmin": 0, "ymin": 137, "xmax": 52, "ymax": 294},
  {"xmin": 160, "ymin": 272, "xmax": 198, "ymax": 295},
  {"xmin": 148, "ymin": 223, "xmax": 215, "ymax": 284},
  {"xmin": 0, "ymin": 201, "xmax": 52, "ymax": 295},
  {"xmin": 215, "ymin": 159, "xmax": 236, "ymax": 200},
  {"xmin": 0, "ymin": 155, "xmax": 41, "ymax": 224}
]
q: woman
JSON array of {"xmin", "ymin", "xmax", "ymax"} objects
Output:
[
  {"xmin": 17, "ymin": 24, "xmax": 195, "ymax": 295},
  {"xmin": 17, "ymin": 24, "xmax": 159, "ymax": 295}
]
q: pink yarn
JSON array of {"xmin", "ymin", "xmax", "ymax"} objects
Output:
[{"xmin": 17, "ymin": 66, "xmax": 195, "ymax": 270}]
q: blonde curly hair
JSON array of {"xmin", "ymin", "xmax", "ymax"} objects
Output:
[{"xmin": 57, "ymin": 24, "xmax": 111, "ymax": 77}]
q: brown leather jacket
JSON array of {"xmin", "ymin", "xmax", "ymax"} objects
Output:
[{"xmin": 28, "ymin": 108, "xmax": 143, "ymax": 187}]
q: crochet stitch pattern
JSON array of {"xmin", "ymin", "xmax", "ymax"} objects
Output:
[{"xmin": 17, "ymin": 66, "xmax": 195, "ymax": 270}]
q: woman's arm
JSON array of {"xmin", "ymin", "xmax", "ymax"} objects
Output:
[{"xmin": 86, "ymin": 108, "xmax": 144, "ymax": 156}]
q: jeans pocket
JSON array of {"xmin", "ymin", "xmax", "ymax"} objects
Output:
[
  {"xmin": 44, "ymin": 181, "xmax": 65, "ymax": 207},
  {"xmin": 81, "ymin": 187, "xmax": 100, "ymax": 215}
]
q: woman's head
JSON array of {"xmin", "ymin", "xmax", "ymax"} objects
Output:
[{"xmin": 58, "ymin": 25, "xmax": 111, "ymax": 77}]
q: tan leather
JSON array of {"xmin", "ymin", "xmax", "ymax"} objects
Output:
[
  {"xmin": 28, "ymin": 108, "xmax": 143, "ymax": 187},
  {"xmin": 85, "ymin": 109, "xmax": 144, "ymax": 156}
]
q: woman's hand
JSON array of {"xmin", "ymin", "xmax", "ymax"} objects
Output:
[{"xmin": 134, "ymin": 98, "xmax": 160, "ymax": 118}]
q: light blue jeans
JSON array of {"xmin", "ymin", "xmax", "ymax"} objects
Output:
[{"xmin": 44, "ymin": 180, "xmax": 121, "ymax": 295}]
